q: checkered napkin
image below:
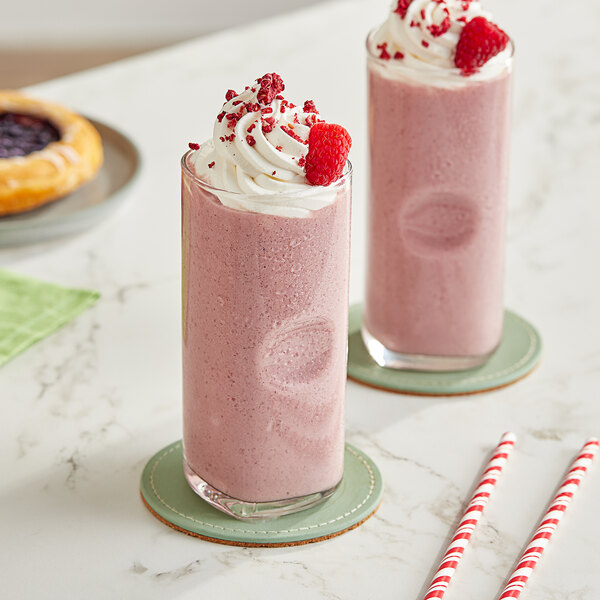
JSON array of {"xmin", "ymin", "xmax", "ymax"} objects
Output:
[{"xmin": 0, "ymin": 269, "xmax": 99, "ymax": 367}]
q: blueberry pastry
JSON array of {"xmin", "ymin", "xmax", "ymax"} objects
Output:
[{"xmin": 0, "ymin": 91, "xmax": 103, "ymax": 216}]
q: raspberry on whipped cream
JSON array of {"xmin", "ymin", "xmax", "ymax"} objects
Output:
[
  {"xmin": 454, "ymin": 16, "xmax": 509, "ymax": 74},
  {"xmin": 305, "ymin": 124, "xmax": 352, "ymax": 186},
  {"xmin": 371, "ymin": 0, "xmax": 511, "ymax": 78},
  {"xmin": 191, "ymin": 75, "xmax": 351, "ymax": 190},
  {"xmin": 188, "ymin": 73, "xmax": 351, "ymax": 216}
]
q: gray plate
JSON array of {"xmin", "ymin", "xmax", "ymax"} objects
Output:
[{"xmin": 0, "ymin": 119, "xmax": 140, "ymax": 247}]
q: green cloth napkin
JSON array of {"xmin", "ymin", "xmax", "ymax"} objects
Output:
[{"xmin": 0, "ymin": 269, "xmax": 99, "ymax": 367}]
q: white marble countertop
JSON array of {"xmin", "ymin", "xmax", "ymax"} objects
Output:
[{"xmin": 2, "ymin": 0, "xmax": 599, "ymax": 598}]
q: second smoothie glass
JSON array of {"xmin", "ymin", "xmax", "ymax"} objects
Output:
[
  {"xmin": 182, "ymin": 146, "xmax": 352, "ymax": 519},
  {"xmin": 363, "ymin": 32, "xmax": 514, "ymax": 371}
]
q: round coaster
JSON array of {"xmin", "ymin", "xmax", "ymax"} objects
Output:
[
  {"xmin": 140, "ymin": 441, "xmax": 383, "ymax": 547},
  {"xmin": 348, "ymin": 304, "xmax": 542, "ymax": 396}
]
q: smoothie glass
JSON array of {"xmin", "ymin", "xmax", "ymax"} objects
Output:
[
  {"xmin": 181, "ymin": 146, "xmax": 352, "ymax": 519},
  {"xmin": 363, "ymin": 31, "xmax": 513, "ymax": 371}
]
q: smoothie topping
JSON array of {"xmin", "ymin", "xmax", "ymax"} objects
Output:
[
  {"xmin": 303, "ymin": 100, "xmax": 318, "ymax": 114},
  {"xmin": 427, "ymin": 10, "xmax": 451, "ymax": 37},
  {"xmin": 305, "ymin": 123, "xmax": 352, "ymax": 186},
  {"xmin": 394, "ymin": 0, "xmax": 414, "ymax": 19},
  {"xmin": 454, "ymin": 16, "xmax": 509, "ymax": 75},
  {"xmin": 188, "ymin": 73, "xmax": 351, "ymax": 215},
  {"xmin": 377, "ymin": 42, "xmax": 392, "ymax": 60},
  {"xmin": 256, "ymin": 73, "xmax": 285, "ymax": 105},
  {"xmin": 372, "ymin": 0, "xmax": 511, "ymax": 78}
]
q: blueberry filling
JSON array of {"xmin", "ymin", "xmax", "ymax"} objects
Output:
[{"xmin": 0, "ymin": 112, "xmax": 61, "ymax": 159}]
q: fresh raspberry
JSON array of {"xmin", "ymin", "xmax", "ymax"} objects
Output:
[
  {"xmin": 454, "ymin": 16, "xmax": 509, "ymax": 75},
  {"xmin": 257, "ymin": 73, "xmax": 285, "ymax": 105},
  {"xmin": 394, "ymin": 0, "xmax": 413, "ymax": 19},
  {"xmin": 304, "ymin": 123, "xmax": 352, "ymax": 186}
]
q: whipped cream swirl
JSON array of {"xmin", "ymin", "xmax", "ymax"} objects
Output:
[
  {"xmin": 371, "ymin": 0, "xmax": 512, "ymax": 81},
  {"xmin": 191, "ymin": 74, "xmax": 337, "ymax": 218}
]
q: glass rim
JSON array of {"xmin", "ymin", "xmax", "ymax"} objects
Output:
[
  {"xmin": 365, "ymin": 26, "xmax": 514, "ymax": 78},
  {"xmin": 181, "ymin": 147, "xmax": 353, "ymax": 198}
]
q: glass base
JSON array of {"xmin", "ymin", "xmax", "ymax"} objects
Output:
[
  {"xmin": 361, "ymin": 325, "xmax": 497, "ymax": 372},
  {"xmin": 183, "ymin": 459, "xmax": 341, "ymax": 521}
]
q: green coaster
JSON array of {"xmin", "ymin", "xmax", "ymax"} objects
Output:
[
  {"xmin": 348, "ymin": 304, "xmax": 542, "ymax": 396},
  {"xmin": 140, "ymin": 441, "xmax": 383, "ymax": 547}
]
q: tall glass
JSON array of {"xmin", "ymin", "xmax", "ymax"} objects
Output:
[
  {"xmin": 181, "ymin": 148, "xmax": 352, "ymax": 519},
  {"xmin": 363, "ymin": 32, "xmax": 513, "ymax": 371}
]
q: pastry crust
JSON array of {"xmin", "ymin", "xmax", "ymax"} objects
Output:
[{"xmin": 0, "ymin": 90, "xmax": 104, "ymax": 216}]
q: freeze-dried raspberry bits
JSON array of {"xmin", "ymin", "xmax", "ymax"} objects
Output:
[
  {"xmin": 304, "ymin": 123, "xmax": 352, "ymax": 186},
  {"xmin": 454, "ymin": 16, "xmax": 509, "ymax": 75},
  {"xmin": 428, "ymin": 13, "xmax": 450, "ymax": 37},
  {"xmin": 257, "ymin": 73, "xmax": 285, "ymax": 105},
  {"xmin": 303, "ymin": 100, "xmax": 318, "ymax": 114},
  {"xmin": 377, "ymin": 42, "xmax": 392, "ymax": 60},
  {"xmin": 394, "ymin": 0, "xmax": 413, "ymax": 19}
]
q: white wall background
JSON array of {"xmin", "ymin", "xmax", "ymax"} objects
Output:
[{"xmin": 1, "ymin": 0, "xmax": 328, "ymax": 48}]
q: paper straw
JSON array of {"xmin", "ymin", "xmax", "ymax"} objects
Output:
[
  {"xmin": 422, "ymin": 432, "xmax": 517, "ymax": 600},
  {"xmin": 497, "ymin": 437, "xmax": 599, "ymax": 599}
]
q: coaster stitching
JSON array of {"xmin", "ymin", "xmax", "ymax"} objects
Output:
[
  {"xmin": 149, "ymin": 442, "xmax": 376, "ymax": 535},
  {"xmin": 355, "ymin": 312, "xmax": 539, "ymax": 387}
]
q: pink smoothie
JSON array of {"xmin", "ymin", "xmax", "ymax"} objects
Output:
[
  {"xmin": 182, "ymin": 164, "xmax": 351, "ymax": 502},
  {"xmin": 364, "ymin": 61, "xmax": 512, "ymax": 358}
]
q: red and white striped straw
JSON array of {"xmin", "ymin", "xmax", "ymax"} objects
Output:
[
  {"xmin": 497, "ymin": 437, "xmax": 599, "ymax": 600},
  {"xmin": 422, "ymin": 432, "xmax": 517, "ymax": 600}
]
